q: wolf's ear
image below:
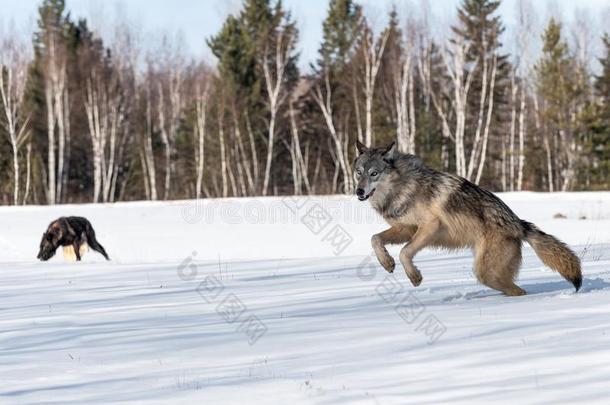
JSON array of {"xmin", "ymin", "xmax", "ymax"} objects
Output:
[
  {"xmin": 382, "ymin": 141, "xmax": 397, "ymax": 162},
  {"xmin": 356, "ymin": 140, "xmax": 368, "ymax": 155}
]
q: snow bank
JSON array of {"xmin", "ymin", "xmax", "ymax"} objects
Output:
[{"xmin": 1, "ymin": 193, "xmax": 609, "ymax": 404}]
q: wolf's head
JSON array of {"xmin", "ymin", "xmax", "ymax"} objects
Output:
[
  {"xmin": 353, "ymin": 141, "xmax": 396, "ymax": 201},
  {"xmin": 37, "ymin": 223, "xmax": 62, "ymax": 261}
]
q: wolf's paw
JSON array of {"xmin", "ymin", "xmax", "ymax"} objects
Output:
[
  {"xmin": 382, "ymin": 257, "xmax": 395, "ymax": 273},
  {"xmin": 407, "ymin": 270, "xmax": 423, "ymax": 287},
  {"xmin": 373, "ymin": 249, "xmax": 395, "ymax": 273},
  {"xmin": 376, "ymin": 254, "xmax": 395, "ymax": 273}
]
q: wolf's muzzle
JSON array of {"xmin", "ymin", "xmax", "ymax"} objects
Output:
[{"xmin": 356, "ymin": 188, "xmax": 375, "ymax": 201}]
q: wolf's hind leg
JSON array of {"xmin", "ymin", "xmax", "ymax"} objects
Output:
[
  {"xmin": 371, "ymin": 226, "xmax": 417, "ymax": 273},
  {"xmin": 86, "ymin": 225, "xmax": 110, "ymax": 260},
  {"xmin": 474, "ymin": 236, "xmax": 526, "ymax": 296},
  {"xmin": 399, "ymin": 219, "xmax": 441, "ymax": 287}
]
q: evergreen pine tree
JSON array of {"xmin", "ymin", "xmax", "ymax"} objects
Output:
[
  {"xmin": 208, "ymin": 0, "xmax": 298, "ymax": 112},
  {"xmin": 316, "ymin": 0, "xmax": 362, "ymax": 73}
]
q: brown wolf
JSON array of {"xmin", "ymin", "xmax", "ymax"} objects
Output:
[
  {"xmin": 37, "ymin": 216, "xmax": 110, "ymax": 261},
  {"xmin": 354, "ymin": 141, "xmax": 582, "ymax": 296}
]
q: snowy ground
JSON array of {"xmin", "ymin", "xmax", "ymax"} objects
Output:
[{"xmin": 1, "ymin": 192, "xmax": 610, "ymax": 404}]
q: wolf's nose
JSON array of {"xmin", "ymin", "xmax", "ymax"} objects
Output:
[{"xmin": 356, "ymin": 188, "xmax": 365, "ymax": 197}]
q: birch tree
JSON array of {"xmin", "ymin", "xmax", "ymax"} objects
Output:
[
  {"xmin": 82, "ymin": 39, "xmax": 126, "ymax": 203},
  {"xmin": 38, "ymin": 0, "xmax": 70, "ymax": 204},
  {"xmin": 194, "ymin": 73, "xmax": 210, "ymax": 199},
  {"xmin": 313, "ymin": 70, "xmax": 351, "ymax": 194},
  {"xmin": 452, "ymin": 0, "xmax": 510, "ymax": 183},
  {"xmin": 155, "ymin": 36, "xmax": 185, "ymax": 200},
  {"xmin": 394, "ymin": 22, "xmax": 416, "ymax": 154},
  {"xmin": 431, "ymin": 36, "xmax": 477, "ymax": 177},
  {"xmin": 261, "ymin": 29, "xmax": 295, "ymax": 196},
  {"xmin": 514, "ymin": 0, "xmax": 535, "ymax": 190},
  {"xmin": 142, "ymin": 68, "xmax": 158, "ymax": 200},
  {"xmin": 0, "ymin": 33, "xmax": 32, "ymax": 205},
  {"xmin": 360, "ymin": 23, "xmax": 388, "ymax": 147}
]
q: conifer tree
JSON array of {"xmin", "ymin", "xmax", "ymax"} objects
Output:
[{"xmin": 316, "ymin": 0, "xmax": 362, "ymax": 73}]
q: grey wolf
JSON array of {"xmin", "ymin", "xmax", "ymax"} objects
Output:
[
  {"xmin": 37, "ymin": 216, "xmax": 109, "ymax": 261},
  {"xmin": 354, "ymin": 141, "xmax": 582, "ymax": 296}
]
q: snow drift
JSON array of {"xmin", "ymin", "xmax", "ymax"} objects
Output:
[{"xmin": 1, "ymin": 192, "xmax": 609, "ymax": 404}]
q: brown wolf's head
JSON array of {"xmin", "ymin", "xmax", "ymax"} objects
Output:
[{"xmin": 37, "ymin": 222, "xmax": 63, "ymax": 261}]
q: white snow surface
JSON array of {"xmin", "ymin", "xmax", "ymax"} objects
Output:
[{"xmin": 1, "ymin": 192, "xmax": 610, "ymax": 404}]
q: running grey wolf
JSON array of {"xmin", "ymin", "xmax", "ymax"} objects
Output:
[
  {"xmin": 354, "ymin": 141, "xmax": 582, "ymax": 296},
  {"xmin": 37, "ymin": 216, "xmax": 110, "ymax": 261}
]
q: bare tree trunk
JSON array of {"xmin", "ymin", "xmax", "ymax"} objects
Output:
[
  {"xmin": 226, "ymin": 142, "xmax": 238, "ymax": 197},
  {"xmin": 0, "ymin": 52, "xmax": 30, "ymax": 205},
  {"xmin": 352, "ymin": 77, "xmax": 363, "ymax": 144},
  {"xmin": 289, "ymin": 100, "xmax": 311, "ymax": 194},
  {"xmin": 217, "ymin": 106, "xmax": 228, "ymax": 198},
  {"xmin": 233, "ymin": 112, "xmax": 255, "ymax": 194},
  {"xmin": 157, "ymin": 82, "xmax": 171, "ymax": 200},
  {"xmin": 467, "ymin": 41, "xmax": 489, "ymax": 180},
  {"xmin": 407, "ymin": 60, "xmax": 416, "ymax": 154},
  {"xmin": 233, "ymin": 137, "xmax": 247, "ymax": 197},
  {"xmin": 261, "ymin": 31, "xmax": 293, "ymax": 196},
  {"xmin": 45, "ymin": 82, "xmax": 56, "ymax": 204},
  {"xmin": 509, "ymin": 68, "xmax": 518, "ymax": 191},
  {"xmin": 54, "ymin": 64, "xmax": 68, "ymax": 203},
  {"xmin": 515, "ymin": 0, "xmax": 534, "ymax": 191},
  {"xmin": 559, "ymin": 129, "xmax": 576, "ymax": 191},
  {"xmin": 475, "ymin": 53, "xmax": 498, "ymax": 184},
  {"xmin": 195, "ymin": 82, "xmax": 209, "ymax": 198},
  {"xmin": 533, "ymin": 93, "xmax": 552, "ymax": 191},
  {"xmin": 436, "ymin": 38, "xmax": 477, "ymax": 177},
  {"xmin": 85, "ymin": 75, "xmax": 104, "ymax": 202},
  {"xmin": 544, "ymin": 134, "xmax": 554, "ymax": 192},
  {"xmin": 244, "ymin": 111, "xmax": 259, "ymax": 191},
  {"xmin": 139, "ymin": 148, "xmax": 151, "ymax": 200},
  {"xmin": 45, "ymin": 35, "xmax": 59, "ymax": 204},
  {"xmin": 61, "ymin": 88, "xmax": 70, "ymax": 202},
  {"xmin": 313, "ymin": 69, "xmax": 351, "ymax": 194},
  {"xmin": 501, "ymin": 136, "xmax": 507, "ymax": 191},
  {"xmin": 395, "ymin": 36, "xmax": 414, "ymax": 153},
  {"xmin": 362, "ymin": 29, "xmax": 389, "ymax": 147},
  {"xmin": 517, "ymin": 83, "xmax": 526, "ymax": 191},
  {"xmin": 24, "ymin": 141, "xmax": 32, "ymax": 204},
  {"xmin": 144, "ymin": 87, "xmax": 157, "ymax": 200}
]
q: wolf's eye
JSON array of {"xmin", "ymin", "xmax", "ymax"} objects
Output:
[
  {"xmin": 356, "ymin": 170, "xmax": 362, "ymax": 176},
  {"xmin": 371, "ymin": 171, "xmax": 378, "ymax": 177}
]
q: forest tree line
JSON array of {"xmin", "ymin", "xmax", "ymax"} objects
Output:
[{"xmin": 1, "ymin": 0, "xmax": 609, "ymax": 205}]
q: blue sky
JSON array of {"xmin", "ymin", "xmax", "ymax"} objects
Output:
[{"xmin": 1, "ymin": 0, "xmax": 609, "ymax": 71}]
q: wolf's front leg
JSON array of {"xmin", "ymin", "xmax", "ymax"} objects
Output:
[
  {"xmin": 73, "ymin": 242, "xmax": 82, "ymax": 261},
  {"xmin": 372, "ymin": 226, "xmax": 417, "ymax": 273},
  {"xmin": 399, "ymin": 219, "xmax": 440, "ymax": 286}
]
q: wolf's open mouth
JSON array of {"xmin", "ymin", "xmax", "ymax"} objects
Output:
[{"xmin": 358, "ymin": 188, "xmax": 375, "ymax": 201}]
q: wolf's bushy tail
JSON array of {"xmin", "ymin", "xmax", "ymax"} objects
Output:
[{"xmin": 521, "ymin": 221, "xmax": 582, "ymax": 291}]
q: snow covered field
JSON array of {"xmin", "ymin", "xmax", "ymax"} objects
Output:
[{"xmin": 1, "ymin": 192, "xmax": 610, "ymax": 404}]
